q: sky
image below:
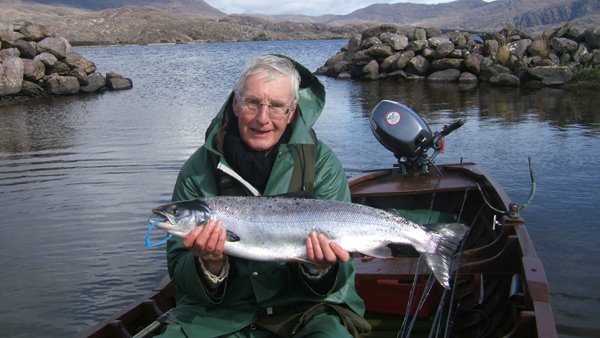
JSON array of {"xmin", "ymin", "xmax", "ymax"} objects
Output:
[{"xmin": 203, "ymin": 0, "xmax": 496, "ymax": 16}]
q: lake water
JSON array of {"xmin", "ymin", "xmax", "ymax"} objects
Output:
[{"xmin": 0, "ymin": 39, "xmax": 598, "ymax": 337}]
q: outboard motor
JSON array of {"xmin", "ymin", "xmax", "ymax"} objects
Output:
[{"xmin": 369, "ymin": 100, "xmax": 464, "ymax": 176}]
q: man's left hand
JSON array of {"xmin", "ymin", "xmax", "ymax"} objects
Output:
[{"xmin": 305, "ymin": 231, "xmax": 350, "ymax": 270}]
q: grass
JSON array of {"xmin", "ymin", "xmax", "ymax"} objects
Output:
[{"xmin": 566, "ymin": 68, "xmax": 600, "ymax": 89}]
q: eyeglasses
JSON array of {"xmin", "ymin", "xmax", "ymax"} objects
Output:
[{"xmin": 239, "ymin": 96, "xmax": 293, "ymax": 119}]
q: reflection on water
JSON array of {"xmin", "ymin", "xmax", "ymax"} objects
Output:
[{"xmin": 0, "ymin": 40, "xmax": 599, "ymax": 337}]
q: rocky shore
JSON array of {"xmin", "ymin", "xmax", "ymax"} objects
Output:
[
  {"xmin": 0, "ymin": 21, "xmax": 132, "ymax": 101},
  {"xmin": 316, "ymin": 24, "xmax": 600, "ymax": 87}
]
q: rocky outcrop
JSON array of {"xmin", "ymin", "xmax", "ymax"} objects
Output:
[
  {"xmin": 0, "ymin": 21, "xmax": 132, "ymax": 99},
  {"xmin": 316, "ymin": 23, "xmax": 600, "ymax": 87}
]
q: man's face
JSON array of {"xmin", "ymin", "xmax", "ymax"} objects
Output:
[{"xmin": 232, "ymin": 72, "xmax": 296, "ymax": 152}]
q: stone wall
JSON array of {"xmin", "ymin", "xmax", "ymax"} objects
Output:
[
  {"xmin": 316, "ymin": 24, "xmax": 600, "ymax": 87},
  {"xmin": 0, "ymin": 21, "xmax": 132, "ymax": 99}
]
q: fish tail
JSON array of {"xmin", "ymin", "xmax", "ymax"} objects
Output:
[{"xmin": 421, "ymin": 223, "xmax": 469, "ymax": 289}]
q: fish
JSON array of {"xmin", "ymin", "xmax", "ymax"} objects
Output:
[{"xmin": 148, "ymin": 195, "xmax": 469, "ymax": 288}]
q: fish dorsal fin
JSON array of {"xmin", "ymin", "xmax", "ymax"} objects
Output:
[{"xmin": 272, "ymin": 191, "xmax": 315, "ymax": 199}]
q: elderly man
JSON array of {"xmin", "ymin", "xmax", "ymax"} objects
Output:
[{"xmin": 159, "ymin": 55, "xmax": 369, "ymax": 337}]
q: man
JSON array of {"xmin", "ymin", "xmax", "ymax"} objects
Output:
[{"xmin": 160, "ymin": 55, "xmax": 368, "ymax": 337}]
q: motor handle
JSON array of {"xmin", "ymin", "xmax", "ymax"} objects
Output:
[{"xmin": 440, "ymin": 119, "xmax": 464, "ymax": 137}]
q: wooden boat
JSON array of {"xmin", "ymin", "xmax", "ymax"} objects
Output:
[{"xmin": 78, "ymin": 101, "xmax": 556, "ymax": 338}]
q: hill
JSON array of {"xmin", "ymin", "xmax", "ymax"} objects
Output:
[{"xmin": 1, "ymin": 0, "xmax": 598, "ymax": 45}]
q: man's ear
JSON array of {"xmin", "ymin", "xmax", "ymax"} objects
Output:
[
  {"xmin": 287, "ymin": 104, "xmax": 298, "ymax": 124},
  {"xmin": 232, "ymin": 96, "xmax": 240, "ymax": 117}
]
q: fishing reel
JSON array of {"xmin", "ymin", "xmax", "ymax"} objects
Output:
[{"xmin": 369, "ymin": 100, "xmax": 464, "ymax": 176}]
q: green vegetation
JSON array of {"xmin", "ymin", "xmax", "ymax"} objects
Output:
[{"xmin": 567, "ymin": 68, "xmax": 600, "ymax": 89}]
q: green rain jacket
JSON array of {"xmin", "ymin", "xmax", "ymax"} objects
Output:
[{"xmin": 166, "ymin": 57, "xmax": 365, "ymax": 337}]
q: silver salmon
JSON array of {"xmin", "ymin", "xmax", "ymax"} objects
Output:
[{"xmin": 149, "ymin": 195, "xmax": 468, "ymax": 288}]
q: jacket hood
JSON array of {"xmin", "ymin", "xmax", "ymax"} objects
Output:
[{"xmin": 204, "ymin": 55, "xmax": 326, "ymax": 154}]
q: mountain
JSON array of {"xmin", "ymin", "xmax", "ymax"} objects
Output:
[
  {"xmin": 1, "ymin": 0, "xmax": 598, "ymax": 45},
  {"xmin": 312, "ymin": 0, "xmax": 599, "ymax": 32},
  {"xmin": 19, "ymin": 0, "xmax": 225, "ymax": 16}
]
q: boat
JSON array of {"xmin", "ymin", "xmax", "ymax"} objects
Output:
[{"xmin": 77, "ymin": 100, "xmax": 556, "ymax": 338}]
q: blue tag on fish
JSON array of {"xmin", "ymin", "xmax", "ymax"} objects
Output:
[{"xmin": 145, "ymin": 218, "xmax": 172, "ymax": 248}]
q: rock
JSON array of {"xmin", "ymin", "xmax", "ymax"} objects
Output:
[
  {"xmin": 106, "ymin": 72, "xmax": 133, "ymax": 90},
  {"xmin": 0, "ymin": 22, "xmax": 24, "ymax": 45},
  {"xmin": 458, "ymin": 72, "xmax": 478, "ymax": 83},
  {"xmin": 80, "ymin": 72, "xmax": 106, "ymax": 93},
  {"xmin": 407, "ymin": 40, "xmax": 427, "ymax": 52},
  {"xmin": 20, "ymin": 80, "xmax": 46, "ymax": 97},
  {"xmin": 22, "ymin": 59, "xmax": 45, "ymax": 81},
  {"xmin": 0, "ymin": 56, "xmax": 24, "ymax": 95},
  {"xmin": 395, "ymin": 50, "xmax": 415, "ymax": 69},
  {"xmin": 37, "ymin": 37, "xmax": 71, "ymax": 60},
  {"xmin": 45, "ymin": 74, "xmax": 80, "ymax": 94},
  {"xmin": 316, "ymin": 24, "xmax": 597, "ymax": 89},
  {"xmin": 483, "ymin": 40, "xmax": 499, "ymax": 57},
  {"xmin": 362, "ymin": 60, "xmax": 379, "ymax": 80},
  {"xmin": 509, "ymin": 39, "xmax": 532, "ymax": 59},
  {"xmin": 65, "ymin": 52, "xmax": 97, "ymax": 74},
  {"xmin": 12, "ymin": 40, "xmax": 38, "ymax": 59},
  {"xmin": 0, "ymin": 48, "xmax": 20, "ymax": 61},
  {"xmin": 435, "ymin": 42, "xmax": 455, "ymax": 58},
  {"xmin": 18, "ymin": 22, "xmax": 54, "ymax": 42},
  {"xmin": 431, "ymin": 58, "xmax": 463, "ymax": 71},
  {"xmin": 527, "ymin": 66, "xmax": 573, "ymax": 85},
  {"xmin": 361, "ymin": 37, "xmax": 382, "ymax": 49},
  {"xmin": 68, "ymin": 68, "xmax": 89, "ymax": 86},
  {"xmin": 407, "ymin": 55, "xmax": 429, "ymax": 76},
  {"xmin": 428, "ymin": 69, "xmax": 461, "ymax": 82},
  {"xmin": 380, "ymin": 33, "xmax": 408, "ymax": 51},
  {"xmin": 550, "ymin": 37, "xmax": 579, "ymax": 54},
  {"xmin": 527, "ymin": 39, "xmax": 550, "ymax": 57},
  {"xmin": 33, "ymin": 52, "xmax": 59, "ymax": 68},
  {"xmin": 465, "ymin": 53, "xmax": 483, "ymax": 75},
  {"xmin": 583, "ymin": 25, "xmax": 600, "ymax": 49},
  {"xmin": 366, "ymin": 44, "xmax": 393, "ymax": 58},
  {"xmin": 47, "ymin": 61, "xmax": 70, "ymax": 76},
  {"xmin": 490, "ymin": 73, "xmax": 520, "ymax": 86}
]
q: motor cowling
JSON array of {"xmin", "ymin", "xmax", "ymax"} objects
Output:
[{"xmin": 369, "ymin": 100, "xmax": 433, "ymax": 160}]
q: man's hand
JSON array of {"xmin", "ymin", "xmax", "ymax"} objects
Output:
[
  {"xmin": 183, "ymin": 219, "xmax": 227, "ymax": 275},
  {"xmin": 305, "ymin": 231, "xmax": 350, "ymax": 270}
]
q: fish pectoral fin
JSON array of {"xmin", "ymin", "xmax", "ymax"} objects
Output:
[
  {"xmin": 358, "ymin": 245, "xmax": 394, "ymax": 259},
  {"xmin": 226, "ymin": 230, "xmax": 240, "ymax": 242}
]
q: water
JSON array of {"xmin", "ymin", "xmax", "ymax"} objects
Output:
[{"xmin": 0, "ymin": 40, "xmax": 598, "ymax": 337}]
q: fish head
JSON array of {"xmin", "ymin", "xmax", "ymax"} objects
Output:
[{"xmin": 150, "ymin": 199, "xmax": 211, "ymax": 237}]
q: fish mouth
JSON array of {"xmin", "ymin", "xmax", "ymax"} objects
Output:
[{"xmin": 150, "ymin": 207, "xmax": 176, "ymax": 225}]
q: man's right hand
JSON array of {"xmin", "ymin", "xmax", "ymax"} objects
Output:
[{"xmin": 183, "ymin": 219, "xmax": 227, "ymax": 275}]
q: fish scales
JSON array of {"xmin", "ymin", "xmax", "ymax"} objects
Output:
[{"xmin": 149, "ymin": 195, "xmax": 469, "ymax": 288}]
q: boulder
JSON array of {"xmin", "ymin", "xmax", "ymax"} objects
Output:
[
  {"xmin": 12, "ymin": 40, "xmax": 38, "ymax": 59},
  {"xmin": 45, "ymin": 74, "xmax": 80, "ymax": 95},
  {"xmin": 34, "ymin": 52, "xmax": 59, "ymax": 67},
  {"xmin": 380, "ymin": 33, "xmax": 408, "ymax": 51},
  {"xmin": 0, "ymin": 56, "xmax": 24, "ymax": 95},
  {"xmin": 465, "ymin": 53, "xmax": 483, "ymax": 75},
  {"xmin": 362, "ymin": 60, "xmax": 379, "ymax": 80},
  {"xmin": 428, "ymin": 69, "xmax": 461, "ymax": 82},
  {"xmin": 458, "ymin": 72, "xmax": 478, "ymax": 83},
  {"xmin": 583, "ymin": 25, "xmax": 600, "ymax": 49},
  {"xmin": 407, "ymin": 55, "xmax": 429, "ymax": 76},
  {"xmin": 37, "ymin": 37, "xmax": 71, "ymax": 59},
  {"xmin": 106, "ymin": 72, "xmax": 133, "ymax": 90},
  {"xmin": 489, "ymin": 73, "xmax": 520, "ymax": 86},
  {"xmin": 18, "ymin": 22, "xmax": 54, "ymax": 42},
  {"xmin": 80, "ymin": 72, "xmax": 106, "ymax": 93},
  {"xmin": 22, "ymin": 59, "xmax": 45, "ymax": 81},
  {"xmin": 527, "ymin": 66, "xmax": 573, "ymax": 85},
  {"xmin": 550, "ymin": 37, "xmax": 579, "ymax": 54},
  {"xmin": 65, "ymin": 52, "xmax": 97, "ymax": 74}
]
